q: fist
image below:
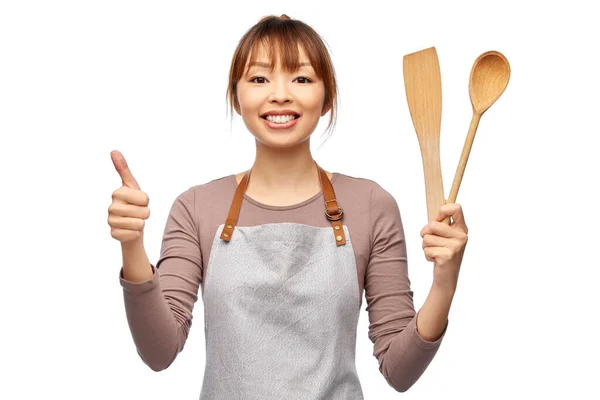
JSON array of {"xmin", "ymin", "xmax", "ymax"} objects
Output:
[{"xmin": 107, "ymin": 150, "xmax": 151, "ymax": 243}]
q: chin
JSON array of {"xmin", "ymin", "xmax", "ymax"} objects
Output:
[
  {"xmin": 247, "ymin": 121, "xmax": 315, "ymax": 148},
  {"xmin": 254, "ymin": 132, "xmax": 312, "ymax": 149}
]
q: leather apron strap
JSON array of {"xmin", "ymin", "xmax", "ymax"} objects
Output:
[{"xmin": 220, "ymin": 161, "xmax": 346, "ymax": 246}]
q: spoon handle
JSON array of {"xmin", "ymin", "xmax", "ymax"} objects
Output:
[{"xmin": 448, "ymin": 111, "xmax": 482, "ymax": 206}]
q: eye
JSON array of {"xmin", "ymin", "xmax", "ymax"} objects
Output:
[
  {"xmin": 250, "ymin": 76, "xmax": 266, "ymax": 84},
  {"xmin": 249, "ymin": 76, "xmax": 313, "ymax": 84},
  {"xmin": 295, "ymin": 76, "xmax": 312, "ymax": 84}
]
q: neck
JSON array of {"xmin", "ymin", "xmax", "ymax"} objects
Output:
[{"xmin": 248, "ymin": 139, "xmax": 320, "ymax": 192}]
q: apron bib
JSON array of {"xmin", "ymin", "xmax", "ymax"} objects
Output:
[{"xmin": 200, "ymin": 163, "xmax": 364, "ymax": 399}]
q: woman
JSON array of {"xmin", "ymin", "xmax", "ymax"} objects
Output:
[{"xmin": 108, "ymin": 14, "xmax": 468, "ymax": 398}]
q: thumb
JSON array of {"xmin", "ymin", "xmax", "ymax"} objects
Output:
[{"xmin": 111, "ymin": 150, "xmax": 140, "ymax": 190}]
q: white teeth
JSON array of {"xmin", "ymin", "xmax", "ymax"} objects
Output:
[{"xmin": 265, "ymin": 114, "xmax": 297, "ymax": 123}]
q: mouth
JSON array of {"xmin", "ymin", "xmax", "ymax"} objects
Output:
[
  {"xmin": 260, "ymin": 113, "xmax": 301, "ymax": 122},
  {"xmin": 260, "ymin": 114, "xmax": 301, "ymax": 129}
]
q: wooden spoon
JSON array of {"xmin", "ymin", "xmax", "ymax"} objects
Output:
[
  {"xmin": 444, "ymin": 51, "xmax": 511, "ymax": 223},
  {"xmin": 403, "ymin": 47, "xmax": 446, "ymax": 223}
]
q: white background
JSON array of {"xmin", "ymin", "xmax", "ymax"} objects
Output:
[{"xmin": 1, "ymin": 0, "xmax": 598, "ymax": 399}]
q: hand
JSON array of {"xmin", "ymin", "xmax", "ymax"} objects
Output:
[
  {"xmin": 108, "ymin": 150, "xmax": 151, "ymax": 243},
  {"xmin": 420, "ymin": 203, "xmax": 469, "ymax": 293}
]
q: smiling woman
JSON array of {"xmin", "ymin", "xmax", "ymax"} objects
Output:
[{"xmin": 116, "ymin": 13, "xmax": 453, "ymax": 400}]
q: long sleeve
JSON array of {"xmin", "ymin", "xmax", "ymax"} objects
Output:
[
  {"xmin": 364, "ymin": 183, "xmax": 448, "ymax": 392},
  {"xmin": 118, "ymin": 186, "xmax": 203, "ymax": 371}
]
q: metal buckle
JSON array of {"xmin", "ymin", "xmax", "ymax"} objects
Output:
[{"xmin": 325, "ymin": 207, "xmax": 343, "ymax": 221}]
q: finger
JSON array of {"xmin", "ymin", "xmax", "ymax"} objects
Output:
[
  {"xmin": 109, "ymin": 202, "xmax": 151, "ymax": 219},
  {"xmin": 423, "ymin": 246, "xmax": 444, "ymax": 262},
  {"xmin": 424, "ymin": 221, "xmax": 456, "ymax": 238},
  {"xmin": 436, "ymin": 203, "xmax": 468, "ymax": 232},
  {"xmin": 108, "ymin": 215, "xmax": 145, "ymax": 231},
  {"xmin": 112, "ymin": 186, "xmax": 150, "ymax": 206},
  {"xmin": 420, "ymin": 222, "xmax": 448, "ymax": 238},
  {"xmin": 110, "ymin": 228, "xmax": 142, "ymax": 242},
  {"xmin": 423, "ymin": 248, "xmax": 435, "ymax": 262},
  {"xmin": 424, "ymin": 246, "xmax": 452, "ymax": 263},
  {"xmin": 435, "ymin": 203, "xmax": 461, "ymax": 222},
  {"xmin": 422, "ymin": 233, "xmax": 447, "ymax": 249},
  {"xmin": 111, "ymin": 150, "xmax": 140, "ymax": 190},
  {"xmin": 420, "ymin": 223, "xmax": 433, "ymax": 238}
]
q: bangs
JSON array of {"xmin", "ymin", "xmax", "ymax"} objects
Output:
[
  {"xmin": 233, "ymin": 17, "xmax": 328, "ymax": 81},
  {"xmin": 243, "ymin": 35, "xmax": 323, "ymax": 78}
]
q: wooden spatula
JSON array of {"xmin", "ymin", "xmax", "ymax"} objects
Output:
[{"xmin": 403, "ymin": 47, "xmax": 447, "ymax": 224}]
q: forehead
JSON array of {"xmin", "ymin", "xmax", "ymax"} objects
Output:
[{"xmin": 244, "ymin": 41, "xmax": 311, "ymax": 70}]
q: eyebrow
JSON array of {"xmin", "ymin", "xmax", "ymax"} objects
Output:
[{"xmin": 248, "ymin": 61, "xmax": 312, "ymax": 68}]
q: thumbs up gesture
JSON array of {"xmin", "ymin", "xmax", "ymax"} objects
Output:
[{"xmin": 108, "ymin": 150, "xmax": 151, "ymax": 243}]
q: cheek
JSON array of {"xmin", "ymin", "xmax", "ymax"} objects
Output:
[
  {"xmin": 306, "ymin": 86, "xmax": 326, "ymax": 111},
  {"xmin": 236, "ymin": 84, "xmax": 259, "ymax": 111},
  {"xmin": 237, "ymin": 91, "xmax": 251, "ymax": 111}
]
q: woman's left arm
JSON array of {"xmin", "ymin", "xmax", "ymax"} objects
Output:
[{"xmin": 416, "ymin": 203, "xmax": 469, "ymax": 341}]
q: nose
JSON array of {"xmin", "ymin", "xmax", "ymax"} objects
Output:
[{"xmin": 268, "ymin": 77, "xmax": 292, "ymax": 104}]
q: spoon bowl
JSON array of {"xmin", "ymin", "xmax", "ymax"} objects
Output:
[{"xmin": 469, "ymin": 51, "xmax": 511, "ymax": 115}]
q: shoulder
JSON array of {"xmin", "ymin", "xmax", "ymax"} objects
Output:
[
  {"xmin": 334, "ymin": 172, "xmax": 399, "ymax": 210},
  {"xmin": 182, "ymin": 174, "xmax": 235, "ymax": 199},
  {"xmin": 336, "ymin": 172, "xmax": 403, "ymax": 247},
  {"xmin": 169, "ymin": 174, "xmax": 234, "ymax": 210}
]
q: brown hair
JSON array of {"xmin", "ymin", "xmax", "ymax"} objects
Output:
[{"xmin": 226, "ymin": 14, "xmax": 339, "ymax": 141}]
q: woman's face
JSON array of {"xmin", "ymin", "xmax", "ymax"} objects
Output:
[{"xmin": 236, "ymin": 44, "xmax": 330, "ymax": 148}]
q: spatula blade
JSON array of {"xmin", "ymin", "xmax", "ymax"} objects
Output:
[
  {"xmin": 403, "ymin": 47, "xmax": 442, "ymax": 140},
  {"xmin": 403, "ymin": 47, "xmax": 446, "ymax": 223}
]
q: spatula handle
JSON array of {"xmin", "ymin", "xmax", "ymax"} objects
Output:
[{"xmin": 420, "ymin": 141, "xmax": 447, "ymax": 224}]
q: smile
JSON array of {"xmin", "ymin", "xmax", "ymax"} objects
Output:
[{"xmin": 260, "ymin": 115, "xmax": 301, "ymax": 129}]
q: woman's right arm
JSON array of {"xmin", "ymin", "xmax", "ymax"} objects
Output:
[
  {"xmin": 121, "ymin": 238, "xmax": 153, "ymax": 283},
  {"xmin": 109, "ymin": 151, "xmax": 203, "ymax": 371}
]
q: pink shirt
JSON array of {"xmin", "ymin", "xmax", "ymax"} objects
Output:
[{"xmin": 119, "ymin": 172, "xmax": 448, "ymax": 393}]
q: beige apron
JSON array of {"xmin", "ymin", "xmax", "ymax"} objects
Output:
[{"xmin": 200, "ymin": 163, "xmax": 364, "ymax": 399}]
